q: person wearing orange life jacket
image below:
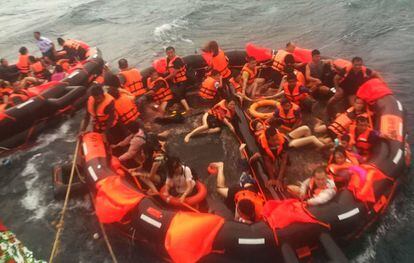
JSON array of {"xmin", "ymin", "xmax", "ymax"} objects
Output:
[
  {"xmin": 288, "ymin": 166, "xmax": 336, "ymax": 206},
  {"xmin": 329, "ymin": 56, "xmax": 383, "ymax": 112},
  {"xmin": 164, "ymin": 46, "xmax": 191, "ymax": 112},
  {"xmin": 28, "ymin": 56, "xmax": 50, "ymax": 81},
  {"xmin": 16, "ymin": 47, "xmax": 30, "ymax": 76},
  {"xmin": 269, "ymin": 97, "xmax": 302, "ymax": 132},
  {"xmin": 0, "ymin": 80, "xmax": 13, "ymax": 105},
  {"xmin": 184, "ymin": 99, "xmax": 236, "ymax": 143},
  {"xmin": 203, "ymin": 41, "xmax": 232, "ymax": 89},
  {"xmin": 264, "ymin": 42, "xmax": 299, "ymax": 87},
  {"xmin": 199, "ymin": 69, "xmax": 222, "ymax": 103},
  {"xmin": 6, "ymin": 89, "xmax": 30, "ymax": 109},
  {"xmin": 305, "ymin": 49, "xmax": 334, "ymax": 95},
  {"xmin": 239, "ymin": 56, "xmax": 266, "ymax": 99},
  {"xmin": 212, "ymin": 153, "xmax": 265, "ymax": 223},
  {"xmin": 87, "ymin": 85, "xmax": 129, "ymax": 144},
  {"xmin": 327, "ymin": 146, "xmax": 359, "ymax": 186},
  {"xmin": 279, "ymin": 73, "xmax": 313, "ymax": 111},
  {"xmin": 57, "ymin": 37, "xmax": 89, "ymax": 61},
  {"xmin": 117, "ymin": 58, "xmax": 146, "ymax": 100},
  {"xmin": 146, "ymin": 69, "xmax": 174, "ymax": 114}
]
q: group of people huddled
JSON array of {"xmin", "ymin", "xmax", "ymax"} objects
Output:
[{"xmin": 0, "ymin": 32, "xmax": 91, "ymax": 111}]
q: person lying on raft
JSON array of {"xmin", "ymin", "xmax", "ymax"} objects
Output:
[
  {"xmin": 238, "ymin": 56, "xmax": 266, "ymax": 100},
  {"xmin": 146, "ymin": 69, "xmax": 174, "ymax": 115},
  {"xmin": 288, "ymin": 166, "xmax": 337, "ymax": 206},
  {"xmin": 162, "ymin": 156, "xmax": 196, "ymax": 203},
  {"xmin": 305, "ymin": 49, "xmax": 334, "ymax": 96},
  {"xmin": 211, "ymin": 154, "xmax": 265, "ymax": 224},
  {"xmin": 184, "ymin": 99, "xmax": 236, "ymax": 143}
]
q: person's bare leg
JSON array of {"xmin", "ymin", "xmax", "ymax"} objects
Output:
[
  {"xmin": 159, "ymin": 101, "xmax": 168, "ymax": 114},
  {"xmin": 213, "ymin": 162, "xmax": 229, "ymax": 198},
  {"xmin": 314, "ymin": 119, "xmax": 327, "ymax": 133},
  {"xmin": 254, "ymin": 78, "xmax": 266, "ymax": 97},
  {"xmin": 288, "ymin": 125, "xmax": 311, "ymax": 139},
  {"xmin": 289, "ymin": 135, "xmax": 325, "ymax": 148},
  {"xmin": 184, "ymin": 112, "xmax": 209, "ymax": 143},
  {"xmin": 180, "ymin": 98, "xmax": 190, "ymax": 111},
  {"xmin": 286, "ymin": 185, "xmax": 302, "ymax": 198}
]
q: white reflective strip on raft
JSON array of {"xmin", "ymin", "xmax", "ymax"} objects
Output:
[
  {"xmin": 140, "ymin": 214, "xmax": 162, "ymax": 228},
  {"xmin": 68, "ymin": 71, "xmax": 80, "ymax": 79},
  {"xmin": 396, "ymin": 100, "xmax": 403, "ymax": 111},
  {"xmin": 238, "ymin": 238, "xmax": 265, "ymax": 245},
  {"xmin": 338, "ymin": 208, "xmax": 359, "ymax": 221},
  {"xmin": 16, "ymin": 99, "xmax": 34, "ymax": 109},
  {"xmin": 393, "ymin": 149, "xmax": 403, "ymax": 164},
  {"xmin": 82, "ymin": 143, "xmax": 88, "ymax": 156},
  {"xmin": 399, "ymin": 122, "xmax": 403, "ymax": 138},
  {"xmin": 97, "ymin": 164, "xmax": 102, "ymax": 169},
  {"xmin": 88, "ymin": 166, "xmax": 98, "ymax": 181}
]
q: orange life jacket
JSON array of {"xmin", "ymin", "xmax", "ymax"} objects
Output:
[
  {"xmin": 17, "ymin": 54, "xmax": 30, "ymax": 74},
  {"xmin": 64, "ymin": 39, "xmax": 90, "ymax": 51},
  {"xmin": 211, "ymin": 49, "xmax": 231, "ymax": 78},
  {"xmin": 57, "ymin": 59, "xmax": 71, "ymax": 72},
  {"xmin": 167, "ymin": 56, "xmax": 187, "ymax": 83},
  {"xmin": 113, "ymin": 93, "xmax": 140, "ymax": 125},
  {"xmin": 87, "ymin": 93, "xmax": 118, "ymax": 132},
  {"xmin": 8, "ymin": 90, "xmax": 30, "ymax": 107},
  {"xmin": 349, "ymin": 125, "xmax": 373, "ymax": 157},
  {"xmin": 229, "ymin": 77, "xmax": 242, "ymax": 93},
  {"xmin": 328, "ymin": 107, "xmax": 372, "ymax": 137},
  {"xmin": 31, "ymin": 61, "xmax": 47, "ymax": 79},
  {"xmin": 334, "ymin": 59, "xmax": 368, "ymax": 83},
  {"xmin": 276, "ymin": 103, "xmax": 300, "ymax": 127},
  {"xmin": 147, "ymin": 77, "xmax": 173, "ymax": 103},
  {"xmin": 272, "ymin": 49, "xmax": 289, "ymax": 73},
  {"xmin": 240, "ymin": 63, "xmax": 258, "ymax": 85},
  {"xmin": 0, "ymin": 87, "xmax": 13, "ymax": 99},
  {"xmin": 119, "ymin": 68, "xmax": 145, "ymax": 97},
  {"xmin": 282, "ymin": 82, "xmax": 308, "ymax": 104},
  {"xmin": 258, "ymin": 130, "xmax": 286, "ymax": 162},
  {"xmin": 208, "ymin": 99, "xmax": 234, "ymax": 121},
  {"xmin": 293, "ymin": 69, "xmax": 306, "ymax": 86},
  {"xmin": 199, "ymin": 76, "xmax": 219, "ymax": 100},
  {"xmin": 234, "ymin": 189, "xmax": 265, "ymax": 221}
]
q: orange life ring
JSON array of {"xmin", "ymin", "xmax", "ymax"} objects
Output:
[
  {"xmin": 160, "ymin": 181, "xmax": 207, "ymax": 207},
  {"xmin": 248, "ymin": 99, "xmax": 279, "ymax": 120}
]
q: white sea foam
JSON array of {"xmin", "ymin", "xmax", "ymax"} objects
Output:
[{"xmin": 153, "ymin": 18, "xmax": 193, "ymax": 44}]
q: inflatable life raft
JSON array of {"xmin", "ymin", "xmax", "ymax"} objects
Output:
[
  {"xmin": 0, "ymin": 48, "xmax": 104, "ymax": 155},
  {"xmin": 78, "ymin": 48, "xmax": 409, "ymax": 262}
]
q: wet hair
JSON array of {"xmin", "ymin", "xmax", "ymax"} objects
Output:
[
  {"xmin": 237, "ymin": 199, "xmax": 255, "ymax": 222},
  {"xmin": 19, "ymin": 47, "xmax": 28, "ymax": 55},
  {"xmin": 167, "ymin": 156, "xmax": 181, "ymax": 178},
  {"xmin": 340, "ymin": 134, "xmax": 350, "ymax": 142},
  {"xmin": 312, "ymin": 166, "xmax": 327, "ymax": 176},
  {"xmin": 165, "ymin": 46, "xmax": 175, "ymax": 52},
  {"xmin": 107, "ymin": 86, "xmax": 120, "ymax": 99},
  {"xmin": 57, "ymin": 38, "xmax": 65, "ymax": 45},
  {"xmin": 280, "ymin": 96, "xmax": 291, "ymax": 105},
  {"xmin": 352, "ymin": 56, "xmax": 363, "ymax": 64},
  {"xmin": 286, "ymin": 73, "xmax": 297, "ymax": 81},
  {"xmin": 28, "ymin": 56, "xmax": 36, "ymax": 63},
  {"xmin": 211, "ymin": 69, "xmax": 221, "ymax": 76},
  {"xmin": 246, "ymin": 56, "xmax": 256, "ymax": 62},
  {"xmin": 118, "ymin": 58, "xmax": 128, "ymax": 69},
  {"xmin": 284, "ymin": 54, "xmax": 295, "ymax": 64},
  {"xmin": 356, "ymin": 116, "xmax": 369, "ymax": 124},
  {"xmin": 265, "ymin": 126, "xmax": 278, "ymax": 138},
  {"xmin": 90, "ymin": 84, "xmax": 104, "ymax": 97},
  {"xmin": 104, "ymin": 72, "xmax": 120, "ymax": 87},
  {"xmin": 311, "ymin": 49, "xmax": 320, "ymax": 56},
  {"xmin": 54, "ymin": 65, "xmax": 63, "ymax": 73}
]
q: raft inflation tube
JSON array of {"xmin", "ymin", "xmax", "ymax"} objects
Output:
[
  {"xmin": 78, "ymin": 49, "xmax": 408, "ymax": 262},
  {"xmin": 0, "ymin": 50, "xmax": 104, "ymax": 155}
]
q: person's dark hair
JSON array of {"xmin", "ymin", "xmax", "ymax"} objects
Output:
[
  {"xmin": 280, "ymin": 96, "xmax": 291, "ymax": 105},
  {"xmin": 90, "ymin": 84, "xmax": 104, "ymax": 97},
  {"xmin": 250, "ymin": 118, "xmax": 263, "ymax": 131},
  {"xmin": 57, "ymin": 38, "xmax": 65, "ymax": 45},
  {"xmin": 246, "ymin": 56, "xmax": 256, "ymax": 62},
  {"xmin": 284, "ymin": 66, "xmax": 294, "ymax": 74},
  {"xmin": 34, "ymin": 31, "xmax": 40, "ymax": 35},
  {"xmin": 0, "ymin": 58, "xmax": 6, "ymax": 64},
  {"xmin": 284, "ymin": 54, "xmax": 295, "ymax": 64},
  {"xmin": 19, "ymin": 47, "xmax": 28, "ymax": 55},
  {"xmin": 286, "ymin": 73, "xmax": 297, "ymax": 81},
  {"xmin": 356, "ymin": 116, "xmax": 369, "ymax": 124},
  {"xmin": 311, "ymin": 49, "xmax": 320, "ymax": 57},
  {"xmin": 54, "ymin": 65, "xmax": 63, "ymax": 73},
  {"xmin": 265, "ymin": 126, "xmax": 278, "ymax": 138},
  {"xmin": 107, "ymin": 86, "xmax": 120, "ymax": 99},
  {"xmin": 352, "ymin": 56, "xmax": 363, "ymax": 64},
  {"xmin": 340, "ymin": 134, "xmax": 350, "ymax": 142},
  {"xmin": 167, "ymin": 156, "xmax": 181, "ymax": 178},
  {"xmin": 333, "ymin": 145, "xmax": 346, "ymax": 156},
  {"xmin": 28, "ymin": 56, "xmax": 36, "ymax": 63},
  {"xmin": 237, "ymin": 199, "xmax": 255, "ymax": 222},
  {"xmin": 286, "ymin": 42, "xmax": 293, "ymax": 48},
  {"xmin": 166, "ymin": 46, "xmax": 175, "ymax": 52},
  {"xmin": 210, "ymin": 69, "xmax": 220, "ymax": 76},
  {"xmin": 104, "ymin": 72, "xmax": 120, "ymax": 87},
  {"xmin": 313, "ymin": 166, "xmax": 327, "ymax": 176},
  {"xmin": 204, "ymin": 41, "xmax": 219, "ymax": 55},
  {"xmin": 118, "ymin": 58, "xmax": 128, "ymax": 69}
]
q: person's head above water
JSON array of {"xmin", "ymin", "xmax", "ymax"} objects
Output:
[
  {"xmin": 165, "ymin": 46, "xmax": 176, "ymax": 59},
  {"xmin": 118, "ymin": 58, "xmax": 128, "ymax": 70}
]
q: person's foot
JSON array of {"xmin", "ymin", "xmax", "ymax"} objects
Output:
[{"xmin": 184, "ymin": 134, "xmax": 191, "ymax": 143}]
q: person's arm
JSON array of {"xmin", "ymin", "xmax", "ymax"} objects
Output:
[
  {"xmin": 277, "ymin": 76, "xmax": 286, "ymax": 93},
  {"xmin": 370, "ymin": 69, "xmax": 385, "ymax": 82},
  {"xmin": 305, "ymin": 64, "xmax": 321, "ymax": 83},
  {"xmin": 241, "ymin": 71, "xmax": 249, "ymax": 97},
  {"xmin": 277, "ymin": 152, "xmax": 288, "ymax": 182},
  {"xmin": 165, "ymin": 59, "xmax": 184, "ymax": 81},
  {"xmin": 180, "ymin": 179, "xmax": 196, "ymax": 202},
  {"xmin": 223, "ymin": 118, "xmax": 236, "ymax": 133},
  {"xmin": 306, "ymin": 181, "xmax": 337, "ymax": 206},
  {"xmin": 292, "ymin": 109, "xmax": 302, "ymax": 129},
  {"xmin": 299, "ymin": 178, "xmax": 311, "ymax": 199},
  {"xmin": 164, "ymin": 178, "xmax": 173, "ymax": 196},
  {"xmin": 103, "ymin": 102, "xmax": 116, "ymax": 130}
]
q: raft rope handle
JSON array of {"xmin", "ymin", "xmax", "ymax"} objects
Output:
[
  {"xmin": 49, "ymin": 115, "xmax": 88, "ymax": 263},
  {"xmin": 98, "ymin": 220, "xmax": 119, "ymax": 263}
]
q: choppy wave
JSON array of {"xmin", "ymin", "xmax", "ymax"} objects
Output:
[{"xmin": 153, "ymin": 18, "xmax": 194, "ymax": 45}]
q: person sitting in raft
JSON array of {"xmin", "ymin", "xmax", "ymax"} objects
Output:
[
  {"xmin": 269, "ymin": 96, "xmax": 302, "ymax": 133},
  {"xmin": 164, "ymin": 46, "xmax": 191, "ymax": 112},
  {"xmin": 288, "ymin": 166, "xmax": 337, "ymax": 206},
  {"xmin": 239, "ymin": 56, "xmax": 266, "ymax": 100},
  {"xmin": 281, "ymin": 54, "xmax": 306, "ymax": 86},
  {"xmin": 305, "ymin": 49, "xmax": 334, "ymax": 96},
  {"xmin": 57, "ymin": 37, "xmax": 89, "ymax": 61},
  {"xmin": 0, "ymin": 80, "xmax": 13, "ymax": 105},
  {"xmin": 264, "ymin": 42, "xmax": 298, "ymax": 87},
  {"xmin": 257, "ymin": 126, "xmax": 289, "ymax": 190},
  {"xmin": 199, "ymin": 69, "xmax": 222, "ymax": 104},
  {"xmin": 328, "ymin": 56, "xmax": 383, "ymax": 112},
  {"xmin": 202, "ymin": 41, "xmax": 232, "ymax": 86},
  {"xmin": 0, "ymin": 58, "xmax": 20, "ymax": 83},
  {"xmin": 28, "ymin": 56, "xmax": 50, "ymax": 81},
  {"xmin": 51, "ymin": 64, "xmax": 66, "ymax": 82},
  {"xmin": 212, "ymin": 155, "xmax": 265, "ymax": 224},
  {"xmin": 163, "ymin": 156, "xmax": 196, "ymax": 203},
  {"xmin": 327, "ymin": 146, "xmax": 359, "ymax": 186},
  {"xmin": 117, "ymin": 58, "xmax": 146, "ymax": 102},
  {"xmin": 87, "ymin": 84, "xmax": 129, "ymax": 145},
  {"xmin": 146, "ymin": 69, "xmax": 174, "ymax": 115},
  {"xmin": 16, "ymin": 47, "xmax": 30, "ymax": 77},
  {"xmin": 184, "ymin": 99, "xmax": 236, "ymax": 143}
]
